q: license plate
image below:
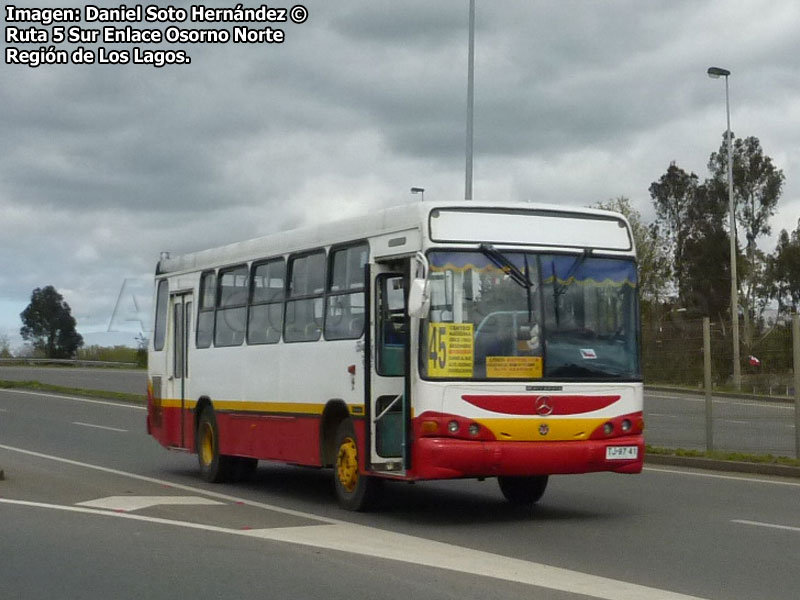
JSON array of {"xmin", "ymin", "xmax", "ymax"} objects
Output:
[{"xmin": 606, "ymin": 446, "xmax": 638, "ymax": 460}]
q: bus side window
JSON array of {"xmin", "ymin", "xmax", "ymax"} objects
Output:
[
  {"xmin": 325, "ymin": 243, "xmax": 367, "ymax": 340},
  {"xmin": 215, "ymin": 265, "xmax": 248, "ymax": 347},
  {"xmin": 248, "ymin": 258, "xmax": 285, "ymax": 344},
  {"xmin": 285, "ymin": 250, "xmax": 325, "ymax": 342}
]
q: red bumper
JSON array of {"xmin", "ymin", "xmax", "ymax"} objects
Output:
[{"xmin": 408, "ymin": 435, "xmax": 644, "ymax": 480}]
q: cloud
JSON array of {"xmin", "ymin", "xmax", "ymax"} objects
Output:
[{"xmin": 1, "ymin": 0, "xmax": 798, "ymax": 345}]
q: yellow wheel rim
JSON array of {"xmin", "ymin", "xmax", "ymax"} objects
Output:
[
  {"xmin": 200, "ymin": 423, "xmax": 214, "ymax": 467},
  {"xmin": 336, "ymin": 436, "xmax": 359, "ymax": 493}
]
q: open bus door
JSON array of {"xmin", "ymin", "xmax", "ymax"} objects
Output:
[{"xmin": 367, "ymin": 264, "xmax": 410, "ymax": 475}]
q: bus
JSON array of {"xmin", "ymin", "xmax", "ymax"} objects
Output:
[{"xmin": 147, "ymin": 201, "xmax": 644, "ymax": 510}]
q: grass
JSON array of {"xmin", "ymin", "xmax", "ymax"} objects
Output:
[{"xmin": 0, "ymin": 379, "xmax": 146, "ymax": 405}]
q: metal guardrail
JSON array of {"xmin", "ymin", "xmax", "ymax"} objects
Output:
[{"xmin": 0, "ymin": 358, "xmax": 137, "ymax": 368}]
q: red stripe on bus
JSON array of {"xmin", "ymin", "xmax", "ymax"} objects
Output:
[{"xmin": 460, "ymin": 394, "xmax": 621, "ymax": 415}]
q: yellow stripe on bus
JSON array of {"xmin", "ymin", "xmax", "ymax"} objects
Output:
[
  {"xmin": 478, "ymin": 417, "xmax": 606, "ymax": 442},
  {"xmin": 156, "ymin": 398, "xmax": 365, "ymax": 417}
]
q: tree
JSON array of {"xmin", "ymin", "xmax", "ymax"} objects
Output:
[
  {"xmin": 648, "ymin": 162, "xmax": 700, "ymax": 300},
  {"xmin": 708, "ymin": 134, "xmax": 785, "ymax": 344},
  {"xmin": 0, "ymin": 333, "xmax": 12, "ymax": 358},
  {"xmin": 766, "ymin": 221, "xmax": 800, "ymax": 315},
  {"xmin": 649, "ymin": 163, "xmax": 732, "ymax": 315},
  {"xmin": 680, "ymin": 181, "xmax": 732, "ymax": 320},
  {"xmin": 20, "ymin": 286, "xmax": 84, "ymax": 358}
]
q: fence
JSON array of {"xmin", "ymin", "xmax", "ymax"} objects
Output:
[{"xmin": 643, "ymin": 312, "xmax": 800, "ymax": 459}]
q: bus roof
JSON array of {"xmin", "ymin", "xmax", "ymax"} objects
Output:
[{"xmin": 156, "ymin": 200, "xmax": 631, "ymax": 275}]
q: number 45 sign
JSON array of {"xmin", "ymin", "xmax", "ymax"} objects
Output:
[{"xmin": 427, "ymin": 322, "xmax": 474, "ymax": 378}]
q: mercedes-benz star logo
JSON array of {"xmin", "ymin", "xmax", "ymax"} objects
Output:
[{"xmin": 535, "ymin": 396, "xmax": 554, "ymax": 416}]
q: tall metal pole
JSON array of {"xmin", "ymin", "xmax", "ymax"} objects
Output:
[
  {"xmin": 464, "ymin": 0, "xmax": 475, "ymax": 201},
  {"xmin": 708, "ymin": 66, "xmax": 740, "ymax": 390},
  {"xmin": 724, "ymin": 74, "xmax": 741, "ymax": 390}
]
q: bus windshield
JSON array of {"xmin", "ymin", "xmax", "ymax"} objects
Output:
[{"xmin": 420, "ymin": 250, "xmax": 640, "ymax": 380}]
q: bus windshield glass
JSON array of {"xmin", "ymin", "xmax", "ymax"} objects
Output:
[{"xmin": 420, "ymin": 250, "xmax": 640, "ymax": 380}]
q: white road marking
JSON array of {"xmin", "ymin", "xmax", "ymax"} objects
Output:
[
  {"xmin": 73, "ymin": 422, "xmax": 129, "ymax": 433},
  {"xmin": 77, "ymin": 495, "xmax": 224, "ymax": 512},
  {"xmin": 0, "ymin": 442, "xmax": 710, "ymax": 600},
  {"xmin": 732, "ymin": 519, "xmax": 800, "ymax": 534},
  {"xmin": 0, "ymin": 498, "xmax": 240, "ymax": 533},
  {"xmin": 0, "ymin": 443, "xmax": 342, "ymax": 525},
  {"xmin": 644, "ymin": 466, "xmax": 800, "ymax": 487},
  {"xmin": 0, "ymin": 496, "xmax": 708, "ymax": 600},
  {"xmin": 0, "ymin": 388, "xmax": 145, "ymax": 410},
  {"xmin": 244, "ymin": 523, "xmax": 708, "ymax": 600}
]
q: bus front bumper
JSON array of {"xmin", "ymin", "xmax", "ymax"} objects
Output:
[{"xmin": 409, "ymin": 435, "xmax": 644, "ymax": 480}]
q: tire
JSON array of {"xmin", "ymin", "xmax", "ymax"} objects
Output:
[
  {"xmin": 497, "ymin": 475, "xmax": 549, "ymax": 505},
  {"xmin": 196, "ymin": 408, "xmax": 235, "ymax": 483},
  {"xmin": 333, "ymin": 419, "xmax": 381, "ymax": 511}
]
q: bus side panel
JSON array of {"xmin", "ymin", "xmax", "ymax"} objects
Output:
[
  {"xmin": 215, "ymin": 412, "xmax": 322, "ymax": 466},
  {"xmin": 147, "ymin": 399, "xmax": 184, "ymax": 450},
  {"xmin": 147, "ymin": 372, "xmax": 182, "ymax": 449}
]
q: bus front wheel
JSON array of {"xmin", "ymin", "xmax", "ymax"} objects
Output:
[
  {"xmin": 333, "ymin": 419, "xmax": 381, "ymax": 511},
  {"xmin": 497, "ymin": 475, "xmax": 549, "ymax": 504}
]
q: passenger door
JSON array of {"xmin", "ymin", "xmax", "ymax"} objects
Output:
[
  {"xmin": 367, "ymin": 264, "xmax": 408, "ymax": 474},
  {"xmin": 166, "ymin": 292, "xmax": 192, "ymax": 449}
]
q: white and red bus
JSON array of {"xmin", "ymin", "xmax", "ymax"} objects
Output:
[{"xmin": 147, "ymin": 201, "xmax": 644, "ymax": 510}]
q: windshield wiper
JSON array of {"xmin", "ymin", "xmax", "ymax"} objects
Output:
[
  {"xmin": 480, "ymin": 244, "xmax": 535, "ymax": 322},
  {"xmin": 480, "ymin": 244, "xmax": 530, "ymax": 289}
]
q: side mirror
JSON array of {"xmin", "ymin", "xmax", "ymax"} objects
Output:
[
  {"xmin": 408, "ymin": 251, "xmax": 431, "ymax": 319},
  {"xmin": 407, "ymin": 278, "xmax": 430, "ymax": 318}
]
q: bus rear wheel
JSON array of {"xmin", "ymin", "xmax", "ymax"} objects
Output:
[
  {"xmin": 333, "ymin": 419, "xmax": 381, "ymax": 511},
  {"xmin": 497, "ymin": 475, "xmax": 549, "ymax": 504}
]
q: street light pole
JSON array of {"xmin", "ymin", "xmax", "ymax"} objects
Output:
[
  {"xmin": 707, "ymin": 66, "xmax": 741, "ymax": 389},
  {"xmin": 465, "ymin": 0, "xmax": 475, "ymax": 201}
]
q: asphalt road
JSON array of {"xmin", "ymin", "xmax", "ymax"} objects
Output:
[
  {"xmin": 2, "ymin": 386, "xmax": 800, "ymax": 600},
  {"xmin": 0, "ymin": 365, "xmax": 145, "ymax": 395},
  {"xmin": 645, "ymin": 389, "xmax": 797, "ymax": 456}
]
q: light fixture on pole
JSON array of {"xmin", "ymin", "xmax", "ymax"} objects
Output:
[
  {"xmin": 707, "ymin": 65, "xmax": 741, "ymax": 389},
  {"xmin": 410, "ymin": 187, "xmax": 425, "ymax": 201}
]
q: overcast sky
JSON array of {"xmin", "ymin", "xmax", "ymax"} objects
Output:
[{"xmin": 1, "ymin": 0, "xmax": 798, "ymax": 350}]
